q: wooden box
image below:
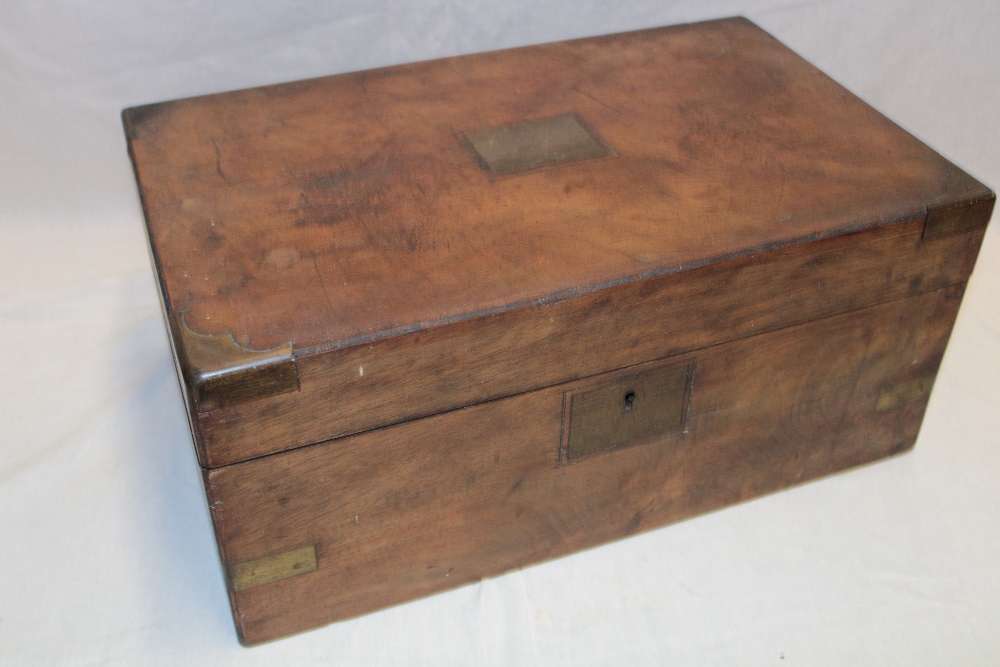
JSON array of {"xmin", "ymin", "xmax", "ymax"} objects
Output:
[{"xmin": 123, "ymin": 17, "xmax": 993, "ymax": 645}]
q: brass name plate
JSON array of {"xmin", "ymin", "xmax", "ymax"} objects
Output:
[
  {"xmin": 230, "ymin": 544, "xmax": 317, "ymax": 592},
  {"xmin": 462, "ymin": 113, "xmax": 611, "ymax": 177},
  {"xmin": 875, "ymin": 375, "xmax": 936, "ymax": 412},
  {"xmin": 564, "ymin": 360, "xmax": 694, "ymax": 462}
]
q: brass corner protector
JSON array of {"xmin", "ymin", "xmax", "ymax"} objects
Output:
[{"xmin": 175, "ymin": 313, "xmax": 300, "ymax": 412}]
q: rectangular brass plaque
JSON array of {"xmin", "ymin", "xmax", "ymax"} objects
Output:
[
  {"xmin": 565, "ymin": 361, "xmax": 694, "ymax": 461},
  {"xmin": 875, "ymin": 375, "xmax": 936, "ymax": 412},
  {"xmin": 462, "ymin": 113, "xmax": 611, "ymax": 177},
  {"xmin": 230, "ymin": 544, "xmax": 317, "ymax": 592}
]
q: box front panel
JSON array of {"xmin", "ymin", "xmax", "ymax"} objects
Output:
[
  {"xmin": 196, "ymin": 218, "xmax": 985, "ymax": 467},
  {"xmin": 206, "ymin": 286, "xmax": 962, "ymax": 644}
]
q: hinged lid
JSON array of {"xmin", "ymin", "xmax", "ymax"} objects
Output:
[{"xmin": 124, "ymin": 17, "xmax": 993, "ymax": 467}]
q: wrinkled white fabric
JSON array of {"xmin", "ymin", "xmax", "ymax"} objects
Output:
[{"xmin": 1, "ymin": 1, "xmax": 998, "ymax": 664}]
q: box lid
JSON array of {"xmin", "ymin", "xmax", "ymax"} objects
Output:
[{"xmin": 124, "ymin": 17, "xmax": 993, "ymax": 467}]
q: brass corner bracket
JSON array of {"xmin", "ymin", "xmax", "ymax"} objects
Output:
[{"xmin": 175, "ymin": 314, "xmax": 300, "ymax": 412}]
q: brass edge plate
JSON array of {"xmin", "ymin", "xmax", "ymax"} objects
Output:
[
  {"xmin": 230, "ymin": 544, "xmax": 318, "ymax": 592},
  {"xmin": 875, "ymin": 374, "xmax": 937, "ymax": 412}
]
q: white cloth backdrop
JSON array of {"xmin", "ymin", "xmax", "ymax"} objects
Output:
[{"xmin": 1, "ymin": 1, "xmax": 998, "ymax": 664}]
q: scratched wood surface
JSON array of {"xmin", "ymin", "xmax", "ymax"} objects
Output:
[
  {"xmin": 122, "ymin": 17, "xmax": 997, "ymax": 645},
  {"xmin": 124, "ymin": 16, "xmax": 993, "ymax": 465},
  {"xmin": 195, "ymin": 217, "xmax": 983, "ymax": 467},
  {"xmin": 124, "ymin": 17, "xmax": 975, "ymax": 352},
  {"xmin": 206, "ymin": 286, "xmax": 962, "ymax": 645}
]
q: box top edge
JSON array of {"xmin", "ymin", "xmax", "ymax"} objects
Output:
[{"xmin": 125, "ymin": 16, "xmax": 986, "ymax": 374}]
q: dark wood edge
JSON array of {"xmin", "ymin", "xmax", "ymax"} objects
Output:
[
  {"xmin": 201, "ymin": 466, "xmax": 247, "ymax": 645},
  {"xmin": 122, "ymin": 109, "xmax": 208, "ymax": 464},
  {"xmin": 118, "ymin": 18, "xmax": 753, "ymax": 121},
  {"xmin": 194, "ymin": 212, "xmax": 988, "ymax": 468},
  {"xmin": 290, "ymin": 209, "xmax": 929, "ymax": 360}
]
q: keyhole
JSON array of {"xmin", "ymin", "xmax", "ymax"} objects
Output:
[{"xmin": 623, "ymin": 391, "xmax": 636, "ymax": 411}]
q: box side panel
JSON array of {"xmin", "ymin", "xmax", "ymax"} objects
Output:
[
  {"xmin": 205, "ymin": 285, "xmax": 963, "ymax": 644},
  {"xmin": 198, "ymin": 216, "xmax": 983, "ymax": 466}
]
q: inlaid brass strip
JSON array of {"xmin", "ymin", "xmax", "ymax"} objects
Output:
[
  {"xmin": 230, "ymin": 544, "xmax": 317, "ymax": 592},
  {"xmin": 875, "ymin": 375, "xmax": 936, "ymax": 412}
]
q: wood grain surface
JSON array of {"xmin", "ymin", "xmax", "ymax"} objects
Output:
[
  {"xmin": 124, "ymin": 17, "xmax": 980, "ymax": 352},
  {"xmin": 124, "ymin": 17, "xmax": 992, "ymax": 467},
  {"xmin": 121, "ymin": 16, "xmax": 996, "ymax": 646},
  {"xmin": 195, "ymin": 217, "xmax": 984, "ymax": 466},
  {"xmin": 206, "ymin": 285, "xmax": 963, "ymax": 645}
]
